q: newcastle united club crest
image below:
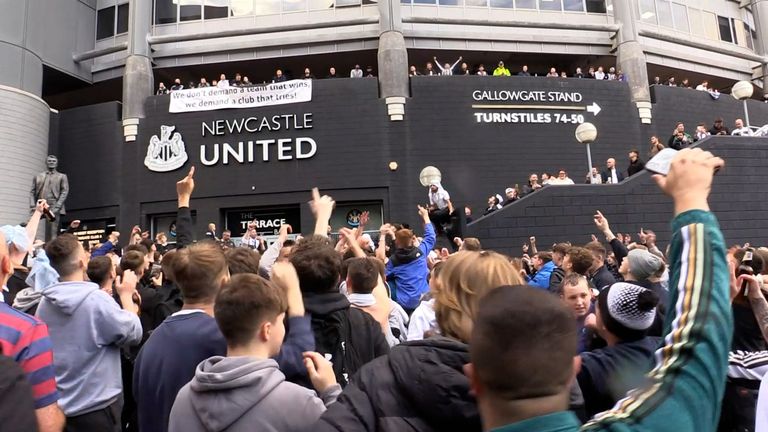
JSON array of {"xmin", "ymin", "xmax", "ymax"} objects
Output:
[{"xmin": 145, "ymin": 125, "xmax": 188, "ymax": 172}]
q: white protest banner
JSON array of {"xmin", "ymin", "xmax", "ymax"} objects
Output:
[{"xmin": 169, "ymin": 80, "xmax": 312, "ymax": 113}]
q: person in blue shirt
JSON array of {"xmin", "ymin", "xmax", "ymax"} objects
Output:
[
  {"xmin": 527, "ymin": 252, "xmax": 556, "ymax": 289},
  {"xmin": 384, "ymin": 206, "xmax": 436, "ymax": 315}
]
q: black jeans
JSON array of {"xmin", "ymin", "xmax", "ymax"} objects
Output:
[{"xmin": 65, "ymin": 398, "xmax": 122, "ymax": 432}]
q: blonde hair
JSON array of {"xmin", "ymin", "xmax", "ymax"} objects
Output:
[{"xmin": 435, "ymin": 251, "xmax": 523, "ymax": 343}]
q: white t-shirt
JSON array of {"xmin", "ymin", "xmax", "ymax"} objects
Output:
[
  {"xmin": 548, "ymin": 177, "xmax": 575, "ymax": 185},
  {"xmin": 429, "ymin": 189, "xmax": 451, "ymax": 210},
  {"xmin": 757, "ymin": 373, "xmax": 768, "ymax": 432},
  {"xmin": 407, "ymin": 299, "xmax": 438, "ymax": 341}
]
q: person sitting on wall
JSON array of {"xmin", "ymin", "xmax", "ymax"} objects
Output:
[
  {"xmin": 433, "ymin": 56, "xmax": 462, "ymax": 76},
  {"xmin": 272, "ymin": 69, "xmax": 287, "ymax": 83},
  {"xmin": 627, "ymin": 150, "xmax": 645, "ymax": 177},
  {"xmin": 170, "ymin": 79, "xmax": 183, "ymax": 91},
  {"xmin": 694, "ymin": 123, "xmax": 711, "ymax": 141},
  {"xmin": 594, "ymin": 66, "xmax": 606, "ymax": 80},
  {"xmin": 548, "ymin": 170, "xmax": 575, "ymax": 185},
  {"xmin": 601, "ymin": 158, "xmax": 625, "ymax": 184},
  {"xmin": 483, "ymin": 195, "xmax": 502, "ymax": 216},
  {"xmin": 303, "ymin": 68, "xmax": 316, "ymax": 80},
  {"xmin": 732, "ymin": 118, "xmax": 752, "ymax": 136},
  {"xmin": 217, "ymin": 74, "xmax": 229, "ymax": 88},
  {"xmin": 668, "ymin": 122, "xmax": 692, "ymax": 149},
  {"xmin": 586, "ymin": 167, "xmax": 603, "ymax": 184},
  {"xmin": 521, "ymin": 173, "xmax": 542, "ymax": 196},
  {"xmin": 710, "ymin": 118, "xmax": 730, "ymax": 136},
  {"xmin": 427, "ymin": 181, "xmax": 454, "ymax": 233},
  {"xmin": 492, "ymin": 61, "xmax": 510, "ymax": 76},
  {"xmin": 156, "ymin": 82, "xmax": 169, "ymax": 95},
  {"xmin": 424, "ymin": 62, "xmax": 438, "ymax": 76},
  {"xmin": 502, "ymin": 188, "xmax": 518, "ymax": 206}
]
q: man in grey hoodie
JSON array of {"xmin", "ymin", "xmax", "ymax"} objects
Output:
[
  {"xmin": 36, "ymin": 233, "xmax": 142, "ymax": 431},
  {"xmin": 169, "ymin": 266, "xmax": 340, "ymax": 432}
]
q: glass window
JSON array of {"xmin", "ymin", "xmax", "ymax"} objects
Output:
[
  {"xmin": 688, "ymin": 8, "xmax": 704, "ymax": 36},
  {"xmin": 671, "ymin": 3, "xmax": 688, "ymax": 32},
  {"xmin": 563, "ymin": 0, "xmax": 583, "ymax": 11},
  {"xmin": 744, "ymin": 22, "xmax": 754, "ymax": 50},
  {"xmin": 97, "ymin": 7, "xmax": 116, "ymax": 39},
  {"xmin": 155, "ymin": 0, "xmax": 177, "ymax": 24},
  {"xmin": 282, "ymin": 0, "xmax": 306, "ymax": 9},
  {"xmin": 638, "ymin": 0, "xmax": 656, "ymax": 24},
  {"xmin": 701, "ymin": 11, "xmax": 718, "ymax": 39},
  {"xmin": 585, "ymin": 0, "xmax": 605, "ymax": 13},
  {"xmin": 330, "ymin": 0, "xmax": 357, "ymax": 6},
  {"xmin": 733, "ymin": 18, "xmax": 747, "ymax": 47},
  {"xmin": 656, "ymin": 0, "xmax": 673, "ymax": 27},
  {"xmin": 117, "ymin": 3, "xmax": 130, "ymax": 33},
  {"xmin": 254, "ymin": 0, "xmax": 281, "ymax": 13},
  {"xmin": 230, "ymin": 0, "xmax": 253, "ymax": 15},
  {"xmin": 204, "ymin": 0, "xmax": 228, "ymax": 19},
  {"xmin": 539, "ymin": 0, "xmax": 562, "ymax": 10},
  {"xmin": 414, "ymin": 0, "xmax": 437, "ymax": 3},
  {"xmin": 401, "ymin": 0, "xmax": 411, "ymax": 3},
  {"xmin": 718, "ymin": 15, "xmax": 733, "ymax": 43},
  {"xmin": 465, "ymin": 0, "xmax": 488, "ymax": 5},
  {"xmin": 439, "ymin": 0, "xmax": 460, "ymax": 4},
  {"xmin": 180, "ymin": 3, "xmax": 201, "ymax": 20},
  {"xmin": 514, "ymin": 0, "xmax": 536, "ymax": 8}
]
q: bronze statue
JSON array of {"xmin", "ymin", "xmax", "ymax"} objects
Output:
[{"xmin": 31, "ymin": 155, "xmax": 69, "ymax": 240}]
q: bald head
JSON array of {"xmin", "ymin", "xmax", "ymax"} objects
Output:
[{"xmin": 606, "ymin": 158, "xmax": 616, "ymax": 168}]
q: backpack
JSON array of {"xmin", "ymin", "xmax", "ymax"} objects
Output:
[{"xmin": 310, "ymin": 307, "xmax": 377, "ymax": 387}]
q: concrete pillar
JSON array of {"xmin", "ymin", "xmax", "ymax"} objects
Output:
[
  {"xmin": 377, "ymin": 0, "xmax": 409, "ymax": 121},
  {"xmin": 753, "ymin": 0, "xmax": 768, "ymax": 98},
  {"xmin": 122, "ymin": 0, "xmax": 154, "ymax": 142},
  {"xmin": 611, "ymin": 0, "xmax": 653, "ymax": 124},
  {"xmin": 0, "ymin": 85, "xmax": 50, "ymax": 225}
]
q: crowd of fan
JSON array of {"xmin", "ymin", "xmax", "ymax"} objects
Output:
[
  {"xmin": 473, "ymin": 117, "xmax": 763, "ymax": 219},
  {"xmin": 410, "ymin": 59, "xmax": 628, "ymax": 80},
  {"xmin": 1, "ymin": 149, "xmax": 767, "ymax": 432},
  {"xmin": 155, "ymin": 60, "xmax": 635, "ymax": 94}
]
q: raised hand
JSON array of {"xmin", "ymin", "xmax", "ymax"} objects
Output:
[
  {"xmin": 593, "ymin": 210, "xmax": 610, "ymax": 233},
  {"xmin": 176, "ymin": 166, "xmax": 196, "ymax": 207},
  {"xmin": 652, "ymin": 148, "xmax": 724, "ymax": 215}
]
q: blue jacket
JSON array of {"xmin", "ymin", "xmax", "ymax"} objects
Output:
[
  {"xmin": 527, "ymin": 261, "xmax": 555, "ymax": 289},
  {"xmin": 386, "ymin": 223, "xmax": 436, "ymax": 310}
]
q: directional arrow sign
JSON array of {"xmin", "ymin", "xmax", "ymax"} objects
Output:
[
  {"xmin": 471, "ymin": 102, "xmax": 603, "ymax": 116},
  {"xmin": 586, "ymin": 102, "xmax": 601, "ymax": 116}
]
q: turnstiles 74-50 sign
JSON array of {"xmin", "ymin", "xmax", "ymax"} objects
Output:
[
  {"xmin": 471, "ymin": 89, "xmax": 601, "ymax": 124},
  {"xmin": 169, "ymin": 80, "xmax": 312, "ymax": 113}
]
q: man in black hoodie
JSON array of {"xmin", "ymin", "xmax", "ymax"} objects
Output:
[
  {"xmin": 291, "ymin": 235, "xmax": 388, "ymax": 388},
  {"xmin": 292, "ymin": 188, "xmax": 388, "ymax": 387}
]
